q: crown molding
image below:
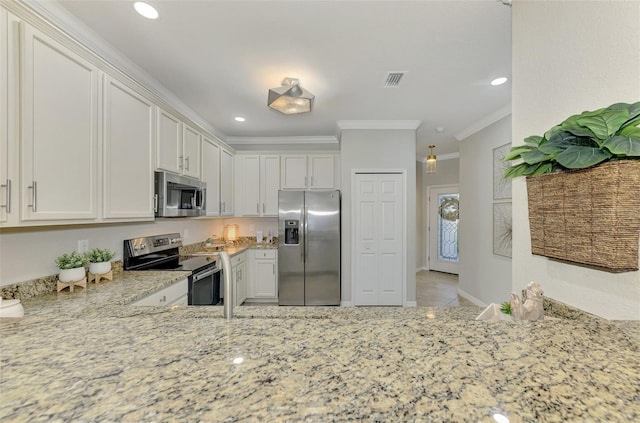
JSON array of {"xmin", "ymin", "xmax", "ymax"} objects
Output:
[
  {"xmin": 454, "ymin": 104, "xmax": 512, "ymax": 141},
  {"xmin": 337, "ymin": 120, "xmax": 423, "ymax": 131},
  {"xmin": 226, "ymin": 136, "xmax": 338, "ymax": 145}
]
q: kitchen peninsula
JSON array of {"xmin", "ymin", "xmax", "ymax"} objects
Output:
[{"xmin": 1, "ymin": 271, "xmax": 638, "ymax": 422}]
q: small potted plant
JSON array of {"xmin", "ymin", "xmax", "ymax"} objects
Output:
[
  {"xmin": 55, "ymin": 251, "xmax": 88, "ymax": 283},
  {"xmin": 85, "ymin": 248, "xmax": 116, "ymax": 275}
]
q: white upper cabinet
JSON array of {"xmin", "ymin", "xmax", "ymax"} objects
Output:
[
  {"xmin": 308, "ymin": 155, "xmax": 336, "ymax": 189},
  {"xmin": 102, "ymin": 75, "xmax": 154, "ymax": 220},
  {"xmin": 280, "ymin": 155, "xmax": 307, "ymax": 189},
  {"xmin": 157, "ymin": 108, "xmax": 201, "ymax": 179},
  {"xmin": 280, "ymin": 154, "xmax": 337, "ymax": 190},
  {"xmin": 201, "ymin": 136, "xmax": 220, "ymax": 217},
  {"xmin": 20, "ymin": 22, "xmax": 99, "ymax": 221},
  {"xmin": 236, "ymin": 155, "xmax": 279, "ymax": 217},
  {"xmin": 156, "ymin": 108, "xmax": 182, "ymax": 175},
  {"xmin": 261, "ymin": 155, "xmax": 280, "ymax": 215},
  {"xmin": 220, "ymin": 147, "xmax": 234, "ymax": 215},
  {"xmin": 182, "ymin": 124, "xmax": 201, "ymax": 179}
]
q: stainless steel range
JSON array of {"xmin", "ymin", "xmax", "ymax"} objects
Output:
[{"xmin": 123, "ymin": 233, "xmax": 221, "ymax": 306}]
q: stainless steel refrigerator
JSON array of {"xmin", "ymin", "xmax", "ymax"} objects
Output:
[{"xmin": 278, "ymin": 190, "xmax": 341, "ymax": 306}]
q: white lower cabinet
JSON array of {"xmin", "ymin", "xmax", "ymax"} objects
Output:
[
  {"xmin": 248, "ymin": 249, "xmax": 278, "ymax": 301},
  {"xmin": 131, "ymin": 278, "xmax": 188, "ymax": 306},
  {"xmin": 231, "ymin": 252, "xmax": 247, "ymax": 306}
]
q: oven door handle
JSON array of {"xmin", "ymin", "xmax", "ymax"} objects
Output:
[{"xmin": 192, "ymin": 267, "xmax": 220, "ymax": 282}]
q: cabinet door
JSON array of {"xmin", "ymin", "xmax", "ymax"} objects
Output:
[
  {"xmin": 220, "ymin": 147, "xmax": 234, "ymax": 215},
  {"xmin": 201, "ymin": 137, "xmax": 220, "ymax": 216},
  {"xmin": 261, "ymin": 155, "xmax": 280, "ymax": 216},
  {"xmin": 102, "ymin": 76, "xmax": 154, "ymax": 219},
  {"xmin": 0, "ymin": 8, "xmax": 8, "ymax": 224},
  {"xmin": 280, "ymin": 155, "xmax": 307, "ymax": 189},
  {"xmin": 156, "ymin": 108, "xmax": 182, "ymax": 174},
  {"xmin": 239, "ymin": 155, "xmax": 260, "ymax": 216},
  {"xmin": 255, "ymin": 259, "xmax": 277, "ymax": 298},
  {"xmin": 309, "ymin": 155, "xmax": 335, "ymax": 189},
  {"xmin": 21, "ymin": 23, "xmax": 98, "ymax": 221},
  {"xmin": 182, "ymin": 124, "xmax": 201, "ymax": 179}
]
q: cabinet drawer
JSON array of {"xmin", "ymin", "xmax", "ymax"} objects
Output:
[
  {"xmin": 254, "ymin": 249, "xmax": 276, "ymax": 259},
  {"xmin": 230, "ymin": 252, "xmax": 246, "ymax": 266},
  {"xmin": 131, "ymin": 278, "xmax": 188, "ymax": 306}
]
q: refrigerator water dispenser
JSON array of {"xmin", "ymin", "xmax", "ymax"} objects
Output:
[{"xmin": 284, "ymin": 220, "xmax": 299, "ymax": 245}]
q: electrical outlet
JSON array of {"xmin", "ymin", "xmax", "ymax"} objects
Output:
[
  {"xmin": 249, "ymin": 224, "xmax": 255, "ymax": 233},
  {"xmin": 78, "ymin": 240, "xmax": 89, "ymax": 254}
]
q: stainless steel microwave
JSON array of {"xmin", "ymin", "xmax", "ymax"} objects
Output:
[{"xmin": 154, "ymin": 171, "xmax": 206, "ymax": 217}]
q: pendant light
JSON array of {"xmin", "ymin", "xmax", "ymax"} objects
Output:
[{"xmin": 426, "ymin": 145, "xmax": 437, "ymax": 174}]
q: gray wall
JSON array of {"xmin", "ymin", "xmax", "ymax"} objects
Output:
[
  {"xmin": 340, "ymin": 129, "xmax": 417, "ymax": 305},
  {"xmin": 458, "ymin": 115, "xmax": 512, "ymax": 305}
]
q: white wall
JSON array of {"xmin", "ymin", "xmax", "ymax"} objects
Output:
[
  {"xmin": 512, "ymin": 0, "xmax": 640, "ymax": 320},
  {"xmin": 417, "ymin": 158, "xmax": 460, "ymax": 270},
  {"xmin": 458, "ymin": 116, "xmax": 512, "ymax": 305},
  {"xmin": 0, "ymin": 219, "xmax": 228, "ymax": 285},
  {"xmin": 340, "ymin": 129, "xmax": 417, "ymax": 305}
]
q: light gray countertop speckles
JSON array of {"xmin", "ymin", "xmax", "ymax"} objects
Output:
[{"xmin": 1, "ymin": 271, "xmax": 639, "ymax": 422}]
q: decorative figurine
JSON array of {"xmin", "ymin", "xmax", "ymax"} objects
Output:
[{"xmin": 510, "ymin": 281, "xmax": 545, "ymax": 321}]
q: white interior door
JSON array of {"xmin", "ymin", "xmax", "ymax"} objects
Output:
[
  {"xmin": 354, "ymin": 173, "xmax": 403, "ymax": 306},
  {"xmin": 428, "ymin": 186, "xmax": 459, "ymax": 274}
]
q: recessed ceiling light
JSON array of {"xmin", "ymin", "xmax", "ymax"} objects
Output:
[
  {"xmin": 491, "ymin": 77, "xmax": 508, "ymax": 86},
  {"xmin": 234, "ymin": 116, "xmax": 246, "ymax": 122},
  {"xmin": 134, "ymin": 2, "xmax": 159, "ymax": 20}
]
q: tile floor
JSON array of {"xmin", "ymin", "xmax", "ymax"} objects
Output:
[
  {"xmin": 245, "ymin": 270, "xmax": 474, "ymax": 307},
  {"xmin": 416, "ymin": 270, "xmax": 474, "ymax": 307}
]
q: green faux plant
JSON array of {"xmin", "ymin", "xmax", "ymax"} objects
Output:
[
  {"xmin": 500, "ymin": 301, "xmax": 512, "ymax": 316},
  {"xmin": 503, "ymin": 102, "xmax": 640, "ymax": 178},
  {"xmin": 84, "ymin": 248, "xmax": 116, "ymax": 263},
  {"xmin": 55, "ymin": 251, "xmax": 88, "ymax": 269}
]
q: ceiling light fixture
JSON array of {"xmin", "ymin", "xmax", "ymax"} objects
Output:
[
  {"xmin": 426, "ymin": 145, "xmax": 437, "ymax": 174},
  {"xmin": 234, "ymin": 116, "xmax": 246, "ymax": 122},
  {"xmin": 491, "ymin": 77, "xmax": 508, "ymax": 86},
  {"xmin": 134, "ymin": 2, "xmax": 159, "ymax": 20},
  {"xmin": 268, "ymin": 77, "xmax": 314, "ymax": 115}
]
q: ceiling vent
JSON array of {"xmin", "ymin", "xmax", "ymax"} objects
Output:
[{"xmin": 384, "ymin": 72, "xmax": 405, "ymax": 87}]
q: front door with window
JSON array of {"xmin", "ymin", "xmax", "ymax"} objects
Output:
[{"xmin": 428, "ymin": 186, "xmax": 459, "ymax": 274}]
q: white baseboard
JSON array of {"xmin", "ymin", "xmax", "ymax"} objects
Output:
[
  {"xmin": 457, "ymin": 289, "xmax": 487, "ymax": 307},
  {"xmin": 340, "ymin": 301, "xmax": 354, "ymax": 307},
  {"xmin": 415, "ymin": 266, "xmax": 428, "ymax": 273},
  {"xmin": 405, "ymin": 301, "xmax": 417, "ymax": 307}
]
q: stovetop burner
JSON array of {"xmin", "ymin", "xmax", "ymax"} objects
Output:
[{"xmin": 123, "ymin": 233, "xmax": 217, "ymax": 272}]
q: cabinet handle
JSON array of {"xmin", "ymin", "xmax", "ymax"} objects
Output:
[
  {"xmin": 262, "ymin": 203, "xmax": 265, "ymax": 213},
  {"xmin": 185, "ymin": 156, "xmax": 190, "ymax": 171},
  {"xmin": 1, "ymin": 179, "xmax": 11, "ymax": 213},
  {"xmin": 311, "ymin": 176, "xmax": 314, "ymax": 187},
  {"xmin": 304, "ymin": 176, "xmax": 307, "ymax": 186},
  {"xmin": 178, "ymin": 155, "xmax": 184, "ymax": 169},
  {"xmin": 28, "ymin": 181, "xmax": 37, "ymax": 212},
  {"xmin": 273, "ymin": 263, "xmax": 275, "ymax": 275},
  {"xmin": 160, "ymin": 295, "xmax": 166, "ymax": 303},
  {"xmin": 153, "ymin": 194, "xmax": 158, "ymax": 213},
  {"xmin": 257, "ymin": 203, "xmax": 260, "ymax": 214}
]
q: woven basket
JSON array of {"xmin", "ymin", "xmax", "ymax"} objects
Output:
[{"xmin": 526, "ymin": 160, "xmax": 640, "ymax": 272}]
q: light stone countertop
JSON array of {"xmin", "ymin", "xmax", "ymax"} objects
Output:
[{"xmin": 1, "ymin": 270, "xmax": 638, "ymax": 422}]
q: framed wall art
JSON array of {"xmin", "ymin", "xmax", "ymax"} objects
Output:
[
  {"xmin": 493, "ymin": 143, "xmax": 512, "ymax": 200},
  {"xmin": 493, "ymin": 202, "xmax": 512, "ymax": 257}
]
